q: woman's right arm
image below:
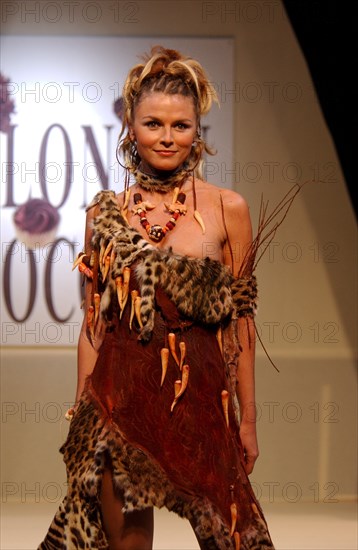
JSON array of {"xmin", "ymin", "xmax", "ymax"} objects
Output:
[{"xmin": 74, "ymin": 206, "xmax": 103, "ymax": 404}]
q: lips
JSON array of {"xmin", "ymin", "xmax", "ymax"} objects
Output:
[{"xmin": 154, "ymin": 150, "xmax": 177, "ymax": 156}]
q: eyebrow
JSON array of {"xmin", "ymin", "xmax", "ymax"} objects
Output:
[{"xmin": 141, "ymin": 115, "xmax": 194, "ymax": 123}]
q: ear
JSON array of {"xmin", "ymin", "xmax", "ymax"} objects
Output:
[{"xmin": 128, "ymin": 125, "xmax": 135, "ymax": 141}]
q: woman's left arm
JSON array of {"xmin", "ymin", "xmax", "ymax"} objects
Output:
[{"xmin": 222, "ymin": 190, "xmax": 259, "ymax": 475}]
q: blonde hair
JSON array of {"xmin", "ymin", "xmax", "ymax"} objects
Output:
[{"xmin": 118, "ymin": 45, "xmax": 218, "ymax": 177}]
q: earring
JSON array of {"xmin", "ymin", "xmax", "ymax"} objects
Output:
[
  {"xmin": 129, "ymin": 139, "xmax": 141, "ymax": 171},
  {"xmin": 186, "ymin": 136, "xmax": 205, "ymax": 172},
  {"xmin": 192, "ymin": 126, "xmax": 201, "ymax": 148}
]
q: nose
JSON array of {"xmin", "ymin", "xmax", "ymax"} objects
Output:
[{"xmin": 160, "ymin": 126, "xmax": 174, "ymax": 147}]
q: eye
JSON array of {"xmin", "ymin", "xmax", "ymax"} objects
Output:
[
  {"xmin": 145, "ymin": 120, "xmax": 160, "ymax": 128},
  {"xmin": 175, "ymin": 122, "xmax": 190, "ymax": 130}
]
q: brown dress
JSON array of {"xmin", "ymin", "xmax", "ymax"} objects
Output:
[{"xmin": 38, "ymin": 192, "xmax": 274, "ymax": 550}]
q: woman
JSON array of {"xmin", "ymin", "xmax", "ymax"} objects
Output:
[{"xmin": 39, "ymin": 46, "xmax": 274, "ymax": 550}]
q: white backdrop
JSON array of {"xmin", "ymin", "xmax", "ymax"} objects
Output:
[{"xmin": 0, "ymin": 36, "xmax": 234, "ymax": 345}]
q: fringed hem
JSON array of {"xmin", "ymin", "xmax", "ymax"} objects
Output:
[
  {"xmin": 66, "ymin": 392, "xmax": 235, "ymax": 549},
  {"xmin": 38, "ymin": 391, "xmax": 274, "ymax": 550}
]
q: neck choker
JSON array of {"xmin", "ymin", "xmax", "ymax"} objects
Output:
[{"xmin": 133, "ymin": 164, "xmax": 189, "ymax": 193}]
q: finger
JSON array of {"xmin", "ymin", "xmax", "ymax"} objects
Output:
[{"xmin": 244, "ymin": 454, "xmax": 257, "ymax": 475}]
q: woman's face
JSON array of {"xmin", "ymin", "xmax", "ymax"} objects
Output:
[{"xmin": 130, "ymin": 92, "xmax": 198, "ymax": 173}]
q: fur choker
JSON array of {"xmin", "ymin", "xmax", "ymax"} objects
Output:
[{"xmin": 132, "ymin": 164, "xmax": 190, "ymax": 193}]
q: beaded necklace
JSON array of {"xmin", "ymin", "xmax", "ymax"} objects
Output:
[
  {"xmin": 124, "ymin": 164, "xmax": 206, "ymax": 243},
  {"xmin": 132, "ymin": 188, "xmax": 187, "ymax": 243}
]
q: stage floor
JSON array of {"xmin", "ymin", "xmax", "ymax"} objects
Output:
[{"xmin": 1, "ymin": 500, "xmax": 357, "ymax": 549}]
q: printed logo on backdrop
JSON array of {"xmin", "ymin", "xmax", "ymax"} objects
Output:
[{"xmin": 0, "ymin": 37, "xmax": 234, "ymax": 346}]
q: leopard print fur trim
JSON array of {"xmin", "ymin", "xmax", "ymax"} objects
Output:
[
  {"xmin": 85, "ymin": 190, "xmax": 257, "ymax": 342},
  {"xmin": 86, "ymin": 190, "xmax": 234, "ymax": 341},
  {"xmin": 231, "ymin": 276, "xmax": 258, "ymax": 318}
]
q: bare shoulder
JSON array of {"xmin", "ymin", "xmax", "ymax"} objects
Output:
[
  {"xmin": 198, "ymin": 179, "xmax": 250, "ymax": 219},
  {"xmin": 219, "ymin": 187, "xmax": 250, "ymax": 217}
]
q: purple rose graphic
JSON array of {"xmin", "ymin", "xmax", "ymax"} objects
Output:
[{"xmin": 13, "ymin": 199, "xmax": 60, "ymax": 249}]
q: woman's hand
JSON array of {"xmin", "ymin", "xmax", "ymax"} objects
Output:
[{"xmin": 239, "ymin": 422, "xmax": 259, "ymax": 475}]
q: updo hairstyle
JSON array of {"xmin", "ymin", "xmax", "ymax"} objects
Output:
[{"xmin": 118, "ymin": 45, "xmax": 218, "ymax": 176}]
